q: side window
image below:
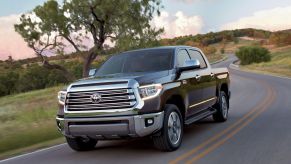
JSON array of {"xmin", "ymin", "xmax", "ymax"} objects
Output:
[
  {"xmin": 177, "ymin": 49, "xmax": 190, "ymax": 67},
  {"xmin": 188, "ymin": 50, "xmax": 207, "ymax": 68}
]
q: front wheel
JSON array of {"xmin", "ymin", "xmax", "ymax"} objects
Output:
[
  {"xmin": 213, "ymin": 91, "xmax": 229, "ymax": 122},
  {"xmin": 66, "ymin": 136, "xmax": 97, "ymax": 151},
  {"xmin": 153, "ymin": 104, "xmax": 183, "ymax": 151}
]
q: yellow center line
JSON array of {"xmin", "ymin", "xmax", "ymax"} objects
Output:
[{"xmin": 170, "ymin": 77, "xmax": 275, "ymax": 164}]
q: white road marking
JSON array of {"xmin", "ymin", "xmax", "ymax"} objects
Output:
[{"xmin": 0, "ymin": 143, "xmax": 66, "ymax": 163}]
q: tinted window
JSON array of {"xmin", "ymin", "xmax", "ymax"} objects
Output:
[
  {"xmin": 177, "ymin": 49, "xmax": 190, "ymax": 67},
  {"xmin": 96, "ymin": 49, "xmax": 174, "ymax": 75},
  {"xmin": 188, "ymin": 50, "xmax": 207, "ymax": 68}
]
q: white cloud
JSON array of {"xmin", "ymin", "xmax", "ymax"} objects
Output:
[
  {"xmin": 0, "ymin": 14, "xmax": 34, "ymax": 60},
  {"xmin": 152, "ymin": 11, "xmax": 204, "ymax": 38},
  {"xmin": 221, "ymin": 6, "xmax": 291, "ymax": 31}
]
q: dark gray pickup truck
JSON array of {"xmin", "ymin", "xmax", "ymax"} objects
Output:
[{"xmin": 56, "ymin": 46, "xmax": 230, "ymax": 151}]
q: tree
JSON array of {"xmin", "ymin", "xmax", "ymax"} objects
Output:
[{"xmin": 15, "ymin": 0, "xmax": 163, "ymax": 77}]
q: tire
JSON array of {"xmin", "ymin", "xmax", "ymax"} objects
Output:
[
  {"xmin": 213, "ymin": 91, "xmax": 229, "ymax": 122},
  {"xmin": 66, "ymin": 136, "xmax": 97, "ymax": 151},
  {"xmin": 153, "ymin": 104, "xmax": 183, "ymax": 151}
]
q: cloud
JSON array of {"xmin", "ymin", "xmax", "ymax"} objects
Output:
[
  {"xmin": 152, "ymin": 11, "xmax": 204, "ymax": 38},
  {"xmin": 221, "ymin": 6, "xmax": 291, "ymax": 31},
  {"xmin": 0, "ymin": 14, "xmax": 35, "ymax": 60}
]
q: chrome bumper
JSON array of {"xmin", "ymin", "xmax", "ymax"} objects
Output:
[{"xmin": 56, "ymin": 112, "xmax": 164, "ymax": 138}]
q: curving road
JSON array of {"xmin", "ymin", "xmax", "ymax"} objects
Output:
[{"xmin": 2, "ymin": 54, "xmax": 291, "ymax": 164}]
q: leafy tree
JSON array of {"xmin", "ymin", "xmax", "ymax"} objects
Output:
[{"xmin": 15, "ymin": 0, "xmax": 163, "ymax": 77}]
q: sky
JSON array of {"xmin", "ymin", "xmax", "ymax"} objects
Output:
[{"xmin": 1, "ymin": 0, "xmax": 291, "ymax": 60}]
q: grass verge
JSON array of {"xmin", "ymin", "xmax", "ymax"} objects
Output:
[
  {"xmin": 241, "ymin": 46, "xmax": 291, "ymax": 78},
  {"xmin": 0, "ymin": 86, "xmax": 65, "ymax": 159}
]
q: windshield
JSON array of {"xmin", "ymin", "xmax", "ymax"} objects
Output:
[{"xmin": 96, "ymin": 49, "xmax": 174, "ymax": 76}]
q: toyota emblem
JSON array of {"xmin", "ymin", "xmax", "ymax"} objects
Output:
[{"xmin": 90, "ymin": 93, "xmax": 102, "ymax": 103}]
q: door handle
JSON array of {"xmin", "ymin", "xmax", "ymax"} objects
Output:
[
  {"xmin": 195, "ymin": 74, "xmax": 201, "ymax": 81},
  {"xmin": 210, "ymin": 72, "xmax": 215, "ymax": 78}
]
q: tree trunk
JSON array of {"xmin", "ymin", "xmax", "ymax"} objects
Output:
[
  {"xmin": 82, "ymin": 47, "xmax": 101, "ymax": 77},
  {"xmin": 82, "ymin": 57, "xmax": 92, "ymax": 78}
]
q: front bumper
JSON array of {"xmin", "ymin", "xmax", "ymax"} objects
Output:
[{"xmin": 56, "ymin": 112, "xmax": 164, "ymax": 139}]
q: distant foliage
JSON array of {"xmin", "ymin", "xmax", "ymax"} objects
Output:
[
  {"xmin": 269, "ymin": 31, "xmax": 291, "ymax": 46},
  {"xmin": 0, "ymin": 59, "xmax": 90, "ymax": 97},
  {"xmin": 236, "ymin": 46, "xmax": 271, "ymax": 65},
  {"xmin": 160, "ymin": 28, "xmax": 271, "ymax": 47},
  {"xmin": 220, "ymin": 48, "xmax": 225, "ymax": 54},
  {"xmin": 203, "ymin": 46, "xmax": 217, "ymax": 55}
]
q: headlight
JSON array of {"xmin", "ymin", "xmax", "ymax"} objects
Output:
[
  {"xmin": 138, "ymin": 84, "xmax": 163, "ymax": 100},
  {"xmin": 58, "ymin": 91, "xmax": 67, "ymax": 105}
]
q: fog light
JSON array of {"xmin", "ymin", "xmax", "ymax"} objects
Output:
[{"xmin": 145, "ymin": 118, "xmax": 154, "ymax": 127}]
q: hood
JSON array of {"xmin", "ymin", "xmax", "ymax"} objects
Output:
[{"xmin": 72, "ymin": 70, "xmax": 171, "ymax": 86}]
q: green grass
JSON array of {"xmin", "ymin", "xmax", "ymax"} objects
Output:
[
  {"xmin": 242, "ymin": 47, "xmax": 291, "ymax": 77},
  {"xmin": 0, "ymin": 86, "xmax": 64, "ymax": 156}
]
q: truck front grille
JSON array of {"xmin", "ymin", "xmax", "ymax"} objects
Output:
[{"xmin": 66, "ymin": 88, "xmax": 136, "ymax": 111}]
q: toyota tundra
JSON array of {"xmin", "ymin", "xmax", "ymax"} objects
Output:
[{"xmin": 56, "ymin": 46, "xmax": 230, "ymax": 151}]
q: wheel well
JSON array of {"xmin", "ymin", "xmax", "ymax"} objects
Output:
[
  {"xmin": 165, "ymin": 95, "xmax": 185, "ymax": 120},
  {"xmin": 220, "ymin": 83, "xmax": 229, "ymax": 108},
  {"xmin": 220, "ymin": 83, "xmax": 229, "ymax": 97}
]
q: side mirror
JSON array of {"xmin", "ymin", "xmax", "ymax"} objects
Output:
[
  {"xmin": 179, "ymin": 59, "xmax": 200, "ymax": 72},
  {"xmin": 88, "ymin": 68, "xmax": 97, "ymax": 77}
]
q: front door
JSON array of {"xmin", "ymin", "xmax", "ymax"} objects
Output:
[
  {"xmin": 176, "ymin": 49, "xmax": 206, "ymax": 117},
  {"xmin": 188, "ymin": 49, "xmax": 217, "ymax": 108}
]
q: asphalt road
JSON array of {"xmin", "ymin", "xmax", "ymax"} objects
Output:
[{"xmin": 2, "ymin": 54, "xmax": 291, "ymax": 164}]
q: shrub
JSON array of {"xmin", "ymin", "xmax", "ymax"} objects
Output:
[
  {"xmin": 220, "ymin": 48, "xmax": 225, "ymax": 54},
  {"xmin": 235, "ymin": 46, "xmax": 271, "ymax": 65},
  {"xmin": 203, "ymin": 46, "xmax": 217, "ymax": 55}
]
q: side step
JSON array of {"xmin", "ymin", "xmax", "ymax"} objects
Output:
[{"xmin": 184, "ymin": 108, "xmax": 217, "ymax": 125}]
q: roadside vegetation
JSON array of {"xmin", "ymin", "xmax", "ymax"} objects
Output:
[
  {"xmin": 242, "ymin": 46, "xmax": 291, "ymax": 77},
  {"xmin": 0, "ymin": 86, "xmax": 63, "ymax": 158},
  {"xmin": 236, "ymin": 46, "xmax": 271, "ymax": 65}
]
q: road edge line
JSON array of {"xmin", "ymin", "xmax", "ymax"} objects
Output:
[{"xmin": 0, "ymin": 143, "xmax": 66, "ymax": 163}]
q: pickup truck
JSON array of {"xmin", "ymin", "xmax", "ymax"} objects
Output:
[{"xmin": 56, "ymin": 46, "xmax": 230, "ymax": 151}]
